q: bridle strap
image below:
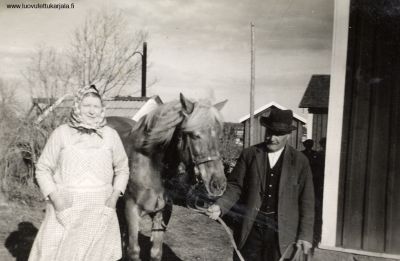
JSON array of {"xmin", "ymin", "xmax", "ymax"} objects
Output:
[
  {"xmin": 179, "ymin": 112, "xmax": 221, "ymax": 182},
  {"xmin": 192, "ymin": 155, "xmax": 221, "ymax": 165},
  {"xmin": 182, "ymin": 135, "xmax": 220, "ymax": 185},
  {"xmin": 185, "ymin": 136, "xmax": 221, "ymax": 166}
]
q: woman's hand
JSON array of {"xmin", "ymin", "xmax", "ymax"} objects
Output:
[
  {"xmin": 105, "ymin": 190, "xmax": 121, "ymax": 209},
  {"xmin": 49, "ymin": 190, "xmax": 72, "ymax": 212}
]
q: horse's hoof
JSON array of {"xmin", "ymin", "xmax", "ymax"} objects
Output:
[
  {"xmin": 126, "ymin": 249, "xmax": 141, "ymax": 261},
  {"xmin": 150, "ymin": 251, "xmax": 162, "ymax": 261}
]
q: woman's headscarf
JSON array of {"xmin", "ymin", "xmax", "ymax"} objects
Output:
[{"xmin": 68, "ymin": 85, "xmax": 107, "ymax": 134}]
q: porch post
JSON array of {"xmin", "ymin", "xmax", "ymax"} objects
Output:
[{"xmin": 320, "ymin": 0, "xmax": 350, "ymax": 247}]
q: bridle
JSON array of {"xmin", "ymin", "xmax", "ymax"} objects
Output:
[
  {"xmin": 177, "ymin": 106, "xmax": 222, "ymax": 186},
  {"xmin": 186, "ymin": 137, "xmax": 221, "ymax": 165},
  {"xmin": 182, "ymin": 130, "xmax": 221, "ymax": 184}
]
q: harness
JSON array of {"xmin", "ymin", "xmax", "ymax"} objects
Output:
[{"xmin": 184, "ymin": 132, "xmax": 221, "ymax": 184}]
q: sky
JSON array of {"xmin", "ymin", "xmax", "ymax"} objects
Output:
[{"xmin": 0, "ymin": 0, "xmax": 333, "ymax": 122}]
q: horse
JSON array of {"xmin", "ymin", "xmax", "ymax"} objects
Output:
[{"xmin": 107, "ymin": 94, "xmax": 227, "ymax": 261}]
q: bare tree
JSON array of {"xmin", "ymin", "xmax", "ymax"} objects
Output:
[
  {"xmin": 0, "ymin": 79, "xmax": 24, "ymax": 204},
  {"xmin": 69, "ymin": 9, "xmax": 147, "ymax": 95},
  {"xmin": 24, "ymin": 8, "xmax": 147, "ymax": 98},
  {"xmin": 0, "ymin": 80, "xmax": 21, "ymax": 126},
  {"xmin": 23, "ymin": 46, "xmax": 74, "ymax": 99}
]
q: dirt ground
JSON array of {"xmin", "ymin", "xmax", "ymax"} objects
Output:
[
  {"xmin": 0, "ymin": 201, "xmax": 233, "ymax": 261},
  {"xmin": 1, "ymin": 202, "xmax": 398, "ymax": 261}
]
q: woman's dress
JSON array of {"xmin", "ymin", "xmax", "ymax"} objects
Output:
[{"xmin": 29, "ymin": 124, "xmax": 129, "ymax": 261}]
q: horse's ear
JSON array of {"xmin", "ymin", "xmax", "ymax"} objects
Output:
[
  {"xmin": 213, "ymin": 99, "xmax": 228, "ymax": 111},
  {"xmin": 180, "ymin": 93, "xmax": 195, "ymax": 114}
]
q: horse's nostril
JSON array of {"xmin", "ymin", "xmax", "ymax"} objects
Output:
[
  {"xmin": 212, "ymin": 180, "xmax": 219, "ymax": 189},
  {"xmin": 221, "ymin": 183, "xmax": 226, "ymax": 191},
  {"xmin": 210, "ymin": 176, "xmax": 225, "ymax": 192}
]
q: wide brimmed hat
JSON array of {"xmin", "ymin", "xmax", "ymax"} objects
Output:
[{"xmin": 260, "ymin": 108, "xmax": 297, "ymax": 134}]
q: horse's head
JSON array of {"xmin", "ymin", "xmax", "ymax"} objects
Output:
[{"xmin": 179, "ymin": 94, "xmax": 227, "ymax": 197}]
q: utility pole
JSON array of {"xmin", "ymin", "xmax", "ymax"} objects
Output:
[
  {"xmin": 249, "ymin": 23, "xmax": 255, "ymax": 146},
  {"xmin": 141, "ymin": 42, "xmax": 147, "ymax": 97}
]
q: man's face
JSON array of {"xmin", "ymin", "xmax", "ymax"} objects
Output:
[{"xmin": 265, "ymin": 130, "xmax": 290, "ymax": 152}]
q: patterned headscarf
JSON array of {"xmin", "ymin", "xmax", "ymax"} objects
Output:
[{"xmin": 68, "ymin": 85, "xmax": 107, "ymax": 135}]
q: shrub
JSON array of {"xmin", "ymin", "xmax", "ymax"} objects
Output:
[
  {"xmin": 220, "ymin": 122, "xmax": 243, "ymax": 176},
  {"xmin": 1, "ymin": 107, "xmax": 69, "ymax": 205}
]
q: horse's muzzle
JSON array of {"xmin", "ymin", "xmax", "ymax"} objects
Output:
[{"xmin": 209, "ymin": 175, "xmax": 227, "ymax": 197}]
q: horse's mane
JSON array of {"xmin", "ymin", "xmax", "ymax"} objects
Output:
[
  {"xmin": 182, "ymin": 100, "xmax": 223, "ymax": 133},
  {"xmin": 133, "ymin": 99, "xmax": 223, "ymax": 153}
]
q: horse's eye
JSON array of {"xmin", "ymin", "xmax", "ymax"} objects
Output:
[{"xmin": 191, "ymin": 133, "xmax": 201, "ymax": 139}]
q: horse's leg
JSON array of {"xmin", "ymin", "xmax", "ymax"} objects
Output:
[
  {"xmin": 150, "ymin": 210, "xmax": 166, "ymax": 261},
  {"xmin": 125, "ymin": 198, "xmax": 142, "ymax": 261},
  {"xmin": 116, "ymin": 198, "xmax": 128, "ymax": 260},
  {"xmin": 150, "ymin": 202, "xmax": 172, "ymax": 261},
  {"xmin": 162, "ymin": 202, "xmax": 173, "ymax": 229}
]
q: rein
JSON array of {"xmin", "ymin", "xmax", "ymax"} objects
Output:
[
  {"xmin": 187, "ymin": 203, "xmax": 245, "ymax": 261},
  {"xmin": 178, "ymin": 108, "xmax": 242, "ymax": 259}
]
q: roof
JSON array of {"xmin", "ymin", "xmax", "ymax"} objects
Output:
[
  {"xmin": 238, "ymin": 101, "xmax": 307, "ymax": 123},
  {"xmin": 299, "ymin": 75, "xmax": 330, "ymax": 108},
  {"xmin": 104, "ymin": 99, "xmax": 149, "ymax": 117},
  {"xmin": 32, "ymin": 95, "xmax": 163, "ymax": 118}
]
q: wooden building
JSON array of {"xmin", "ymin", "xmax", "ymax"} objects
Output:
[
  {"xmin": 299, "ymin": 75, "xmax": 330, "ymax": 151},
  {"xmin": 31, "ymin": 95, "xmax": 163, "ymax": 119},
  {"xmin": 319, "ymin": 1, "xmax": 400, "ymax": 260},
  {"xmin": 239, "ymin": 102, "xmax": 306, "ymax": 149}
]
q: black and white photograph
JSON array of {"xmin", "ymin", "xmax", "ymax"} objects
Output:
[{"xmin": 0, "ymin": 0, "xmax": 399, "ymax": 260}]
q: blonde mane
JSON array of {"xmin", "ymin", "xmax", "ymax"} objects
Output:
[
  {"xmin": 181, "ymin": 100, "xmax": 223, "ymax": 133},
  {"xmin": 134, "ymin": 99, "xmax": 223, "ymax": 152}
]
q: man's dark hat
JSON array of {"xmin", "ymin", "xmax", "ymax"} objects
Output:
[{"xmin": 260, "ymin": 108, "xmax": 297, "ymax": 134}]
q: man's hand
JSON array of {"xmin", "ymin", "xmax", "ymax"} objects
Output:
[
  {"xmin": 206, "ymin": 204, "xmax": 221, "ymax": 220},
  {"xmin": 296, "ymin": 240, "xmax": 312, "ymax": 255},
  {"xmin": 49, "ymin": 190, "xmax": 72, "ymax": 212},
  {"xmin": 105, "ymin": 190, "xmax": 121, "ymax": 209}
]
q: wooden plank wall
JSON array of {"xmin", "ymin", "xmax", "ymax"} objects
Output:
[
  {"xmin": 337, "ymin": 0, "xmax": 400, "ymax": 254},
  {"xmin": 312, "ymin": 114, "xmax": 328, "ymax": 151}
]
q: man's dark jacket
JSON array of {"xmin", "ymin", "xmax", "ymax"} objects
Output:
[{"xmin": 217, "ymin": 143, "xmax": 315, "ymax": 254}]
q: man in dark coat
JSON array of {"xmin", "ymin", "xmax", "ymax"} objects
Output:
[
  {"xmin": 301, "ymin": 139, "xmax": 318, "ymax": 169},
  {"xmin": 207, "ymin": 108, "xmax": 314, "ymax": 261}
]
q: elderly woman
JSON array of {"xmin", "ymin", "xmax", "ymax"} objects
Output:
[{"xmin": 29, "ymin": 85, "xmax": 129, "ymax": 261}]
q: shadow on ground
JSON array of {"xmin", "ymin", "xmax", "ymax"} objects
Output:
[
  {"xmin": 120, "ymin": 232, "xmax": 182, "ymax": 261},
  {"xmin": 5, "ymin": 222, "xmax": 38, "ymax": 261},
  {"xmin": 5, "ymin": 222, "xmax": 181, "ymax": 261},
  {"xmin": 139, "ymin": 233, "xmax": 182, "ymax": 261}
]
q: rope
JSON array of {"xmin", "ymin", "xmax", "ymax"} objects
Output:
[
  {"xmin": 279, "ymin": 242, "xmax": 309, "ymax": 261},
  {"xmin": 188, "ymin": 205, "xmax": 245, "ymax": 261},
  {"xmin": 215, "ymin": 216, "xmax": 245, "ymax": 261}
]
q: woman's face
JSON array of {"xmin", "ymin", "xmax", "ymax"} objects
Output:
[{"xmin": 79, "ymin": 95, "xmax": 102, "ymax": 125}]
